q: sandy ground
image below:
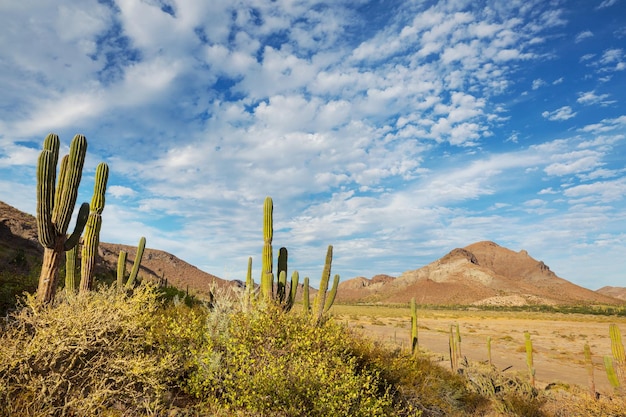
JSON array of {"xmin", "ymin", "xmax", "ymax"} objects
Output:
[{"xmin": 334, "ymin": 307, "xmax": 626, "ymax": 395}]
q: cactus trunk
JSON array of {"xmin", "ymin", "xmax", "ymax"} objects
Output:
[
  {"xmin": 260, "ymin": 197, "xmax": 273, "ymax": 301},
  {"xmin": 410, "ymin": 298, "xmax": 418, "ymax": 355}
]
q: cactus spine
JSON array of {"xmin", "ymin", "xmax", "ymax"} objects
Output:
[
  {"xmin": 125, "ymin": 237, "xmax": 146, "ymax": 289},
  {"xmin": 36, "ymin": 134, "xmax": 89, "ymax": 303},
  {"xmin": 116, "ymin": 250, "xmax": 127, "ymax": 290},
  {"xmin": 79, "ymin": 163, "xmax": 109, "ymax": 292},
  {"xmin": 524, "ymin": 331, "xmax": 536, "ymax": 387},
  {"xmin": 260, "ymin": 196, "xmax": 273, "ymax": 301},
  {"xmin": 410, "ymin": 298, "xmax": 418, "ymax": 355}
]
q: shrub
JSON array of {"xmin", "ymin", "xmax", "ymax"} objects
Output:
[{"xmin": 0, "ymin": 284, "xmax": 203, "ymax": 416}]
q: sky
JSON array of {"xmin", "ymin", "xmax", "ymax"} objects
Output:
[{"xmin": 1, "ymin": 0, "xmax": 625, "ymax": 291}]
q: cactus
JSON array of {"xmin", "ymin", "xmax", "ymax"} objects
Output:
[
  {"xmin": 312, "ymin": 245, "xmax": 333, "ymax": 324},
  {"xmin": 116, "ymin": 250, "xmax": 127, "ymax": 291},
  {"xmin": 79, "ymin": 162, "xmax": 109, "ymax": 292},
  {"xmin": 410, "ymin": 297, "xmax": 418, "ymax": 355},
  {"xmin": 245, "ymin": 256, "xmax": 254, "ymax": 302},
  {"xmin": 36, "ymin": 134, "xmax": 90, "ymax": 303},
  {"xmin": 277, "ymin": 247, "xmax": 288, "ymax": 303},
  {"xmin": 609, "ymin": 323, "xmax": 626, "ymax": 384},
  {"xmin": 260, "ymin": 196, "xmax": 273, "ymax": 301},
  {"xmin": 303, "ymin": 276, "xmax": 310, "ymax": 314},
  {"xmin": 449, "ymin": 324, "xmax": 459, "ymax": 372},
  {"xmin": 286, "ymin": 271, "xmax": 299, "ymax": 311},
  {"xmin": 125, "ymin": 237, "xmax": 146, "ymax": 289},
  {"xmin": 524, "ymin": 331, "xmax": 536, "ymax": 387},
  {"xmin": 64, "ymin": 244, "xmax": 78, "ymax": 293},
  {"xmin": 604, "ymin": 356, "xmax": 620, "ymax": 391},
  {"xmin": 487, "ymin": 336, "xmax": 492, "ymax": 366},
  {"xmin": 455, "ymin": 323, "xmax": 462, "ymax": 359},
  {"xmin": 584, "ymin": 342, "xmax": 596, "ymax": 398}
]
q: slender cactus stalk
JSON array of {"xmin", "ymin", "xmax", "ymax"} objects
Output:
[
  {"xmin": 605, "ymin": 356, "xmax": 620, "ymax": 391},
  {"xmin": 584, "ymin": 343, "xmax": 596, "ymax": 399},
  {"xmin": 303, "ymin": 276, "xmax": 310, "ymax": 315},
  {"xmin": 80, "ymin": 162, "xmax": 109, "ymax": 292},
  {"xmin": 260, "ymin": 197, "xmax": 273, "ymax": 301},
  {"xmin": 410, "ymin": 298, "xmax": 418, "ymax": 355},
  {"xmin": 116, "ymin": 250, "xmax": 127, "ymax": 291},
  {"xmin": 487, "ymin": 336, "xmax": 492, "ymax": 366},
  {"xmin": 312, "ymin": 245, "xmax": 333, "ymax": 324},
  {"xmin": 125, "ymin": 237, "xmax": 146, "ymax": 289},
  {"xmin": 525, "ymin": 331, "xmax": 536, "ymax": 388},
  {"xmin": 609, "ymin": 324, "xmax": 626, "ymax": 385}
]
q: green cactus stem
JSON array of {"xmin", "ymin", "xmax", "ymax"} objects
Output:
[
  {"xmin": 455, "ymin": 323, "xmax": 462, "ymax": 360},
  {"xmin": 245, "ymin": 256, "xmax": 254, "ymax": 302},
  {"xmin": 487, "ymin": 336, "xmax": 492, "ymax": 366},
  {"xmin": 36, "ymin": 134, "xmax": 89, "ymax": 303},
  {"xmin": 303, "ymin": 276, "xmax": 310, "ymax": 315},
  {"xmin": 260, "ymin": 197, "xmax": 273, "ymax": 301},
  {"xmin": 80, "ymin": 162, "xmax": 109, "ymax": 293},
  {"xmin": 449, "ymin": 324, "xmax": 459, "ymax": 372},
  {"xmin": 525, "ymin": 331, "xmax": 536, "ymax": 388},
  {"xmin": 286, "ymin": 271, "xmax": 299, "ymax": 312},
  {"xmin": 277, "ymin": 247, "xmax": 288, "ymax": 303},
  {"xmin": 117, "ymin": 250, "xmax": 127, "ymax": 291},
  {"xmin": 410, "ymin": 298, "xmax": 418, "ymax": 355},
  {"xmin": 605, "ymin": 356, "xmax": 620, "ymax": 390},
  {"xmin": 584, "ymin": 343, "xmax": 596, "ymax": 399},
  {"xmin": 323, "ymin": 273, "xmax": 339, "ymax": 314},
  {"xmin": 64, "ymin": 244, "xmax": 78, "ymax": 293},
  {"xmin": 312, "ymin": 245, "xmax": 333, "ymax": 324},
  {"xmin": 609, "ymin": 323, "xmax": 626, "ymax": 384},
  {"xmin": 125, "ymin": 237, "xmax": 146, "ymax": 289}
]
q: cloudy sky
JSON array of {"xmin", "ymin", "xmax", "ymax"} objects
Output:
[{"xmin": 1, "ymin": 0, "xmax": 625, "ymax": 290}]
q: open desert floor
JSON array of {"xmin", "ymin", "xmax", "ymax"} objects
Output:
[{"xmin": 333, "ymin": 304, "xmax": 626, "ymax": 395}]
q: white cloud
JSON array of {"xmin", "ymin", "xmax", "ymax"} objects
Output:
[
  {"xmin": 542, "ymin": 106, "xmax": 577, "ymax": 121},
  {"xmin": 577, "ymin": 90, "xmax": 614, "ymax": 106},
  {"xmin": 575, "ymin": 30, "xmax": 593, "ymax": 43}
]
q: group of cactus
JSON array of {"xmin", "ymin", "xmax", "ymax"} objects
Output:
[
  {"xmin": 35, "ymin": 133, "xmax": 144, "ymax": 303},
  {"xmin": 247, "ymin": 196, "xmax": 339, "ymax": 322}
]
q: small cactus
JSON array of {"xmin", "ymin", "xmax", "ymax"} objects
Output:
[
  {"xmin": 125, "ymin": 237, "xmax": 146, "ymax": 289},
  {"xmin": 64, "ymin": 244, "xmax": 78, "ymax": 293},
  {"xmin": 410, "ymin": 298, "xmax": 418, "ymax": 355},
  {"xmin": 303, "ymin": 276, "xmax": 310, "ymax": 315},
  {"xmin": 116, "ymin": 250, "xmax": 127, "ymax": 291},
  {"xmin": 312, "ymin": 245, "xmax": 333, "ymax": 324},
  {"xmin": 525, "ymin": 331, "xmax": 536, "ymax": 388},
  {"xmin": 584, "ymin": 342, "xmax": 596, "ymax": 398},
  {"xmin": 260, "ymin": 196, "xmax": 273, "ymax": 301}
]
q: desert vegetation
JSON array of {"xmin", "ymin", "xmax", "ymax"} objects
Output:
[{"xmin": 2, "ymin": 133, "xmax": 626, "ymax": 416}]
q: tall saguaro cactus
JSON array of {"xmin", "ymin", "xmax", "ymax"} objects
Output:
[
  {"xmin": 36, "ymin": 134, "xmax": 89, "ymax": 303},
  {"xmin": 260, "ymin": 196, "xmax": 274, "ymax": 301},
  {"xmin": 312, "ymin": 245, "xmax": 333, "ymax": 324},
  {"xmin": 80, "ymin": 162, "xmax": 109, "ymax": 292}
]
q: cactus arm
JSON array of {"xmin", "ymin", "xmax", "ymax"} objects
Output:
[
  {"xmin": 117, "ymin": 250, "xmax": 127, "ymax": 290},
  {"xmin": 36, "ymin": 149, "xmax": 57, "ymax": 248},
  {"xmin": 605, "ymin": 356, "xmax": 621, "ymax": 389},
  {"xmin": 53, "ymin": 134, "xmax": 87, "ymax": 235},
  {"xmin": 79, "ymin": 163, "xmax": 109, "ymax": 293},
  {"xmin": 64, "ymin": 202, "xmax": 89, "ymax": 251},
  {"xmin": 277, "ymin": 247, "xmax": 288, "ymax": 302},
  {"xmin": 277, "ymin": 270, "xmax": 287, "ymax": 304},
  {"xmin": 126, "ymin": 236, "xmax": 146, "ymax": 289},
  {"xmin": 323, "ymin": 274, "xmax": 340, "ymax": 314}
]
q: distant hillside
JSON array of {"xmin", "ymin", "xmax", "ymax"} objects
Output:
[
  {"xmin": 0, "ymin": 201, "xmax": 232, "ymax": 301},
  {"xmin": 337, "ymin": 241, "xmax": 621, "ymax": 306},
  {"xmin": 596, "ymin": 286, "xmax": 626, "ymax": 301}
]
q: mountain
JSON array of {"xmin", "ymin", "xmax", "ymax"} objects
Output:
[
  {"xmin": 337, "ymin": 241, "xmax": 622, "ymax": 306},
  {"xmin": 0, "ymin": 201, "xmax": 232, "ymax": 301},
  {"xmin": 596, "ymin": 286, "xmax": 626, "ymax": 301}
]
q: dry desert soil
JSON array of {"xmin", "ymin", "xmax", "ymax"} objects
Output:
[{"xmin": 333, "ymin": 305, "xmax": 626, "ymax": 395}]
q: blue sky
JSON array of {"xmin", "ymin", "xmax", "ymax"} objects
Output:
[{"xmin": 1, "ymin": 0, "xmax": 625, "ymax": 291}]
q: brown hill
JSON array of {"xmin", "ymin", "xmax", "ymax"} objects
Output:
[
  {"xmin": 596, "ymin": 286, "xmax": 626, "ymax": 301},
  {"xmin": 337, "ymin": 241, "xmax": 621, "ymax": 306},
  {"xmin": 0, "ymin": 201, "xmax": 231, "ymax": 299}
]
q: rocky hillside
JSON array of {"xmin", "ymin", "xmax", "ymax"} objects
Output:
[
  {"xmin": 337, "ymin": 241, "xmax": 622, "ymax": 306},
  {"xmin": 596, "ymin": 286, "xmax": 626, "ymax": 301}
]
